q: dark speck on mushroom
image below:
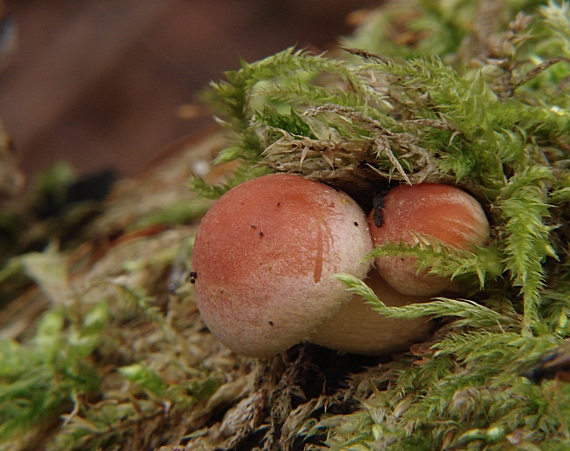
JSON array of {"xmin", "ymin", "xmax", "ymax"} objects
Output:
[
  {"xmin": 354, "ymin": 221, "xmax": 359, "ymax": 226},
  {"xmin": 259, "ymin": 231, "xmax": 264, "ymax": 237},
  {"xmin": 268, "ymin": 321, "xmax": 274, "ymax": 326}
]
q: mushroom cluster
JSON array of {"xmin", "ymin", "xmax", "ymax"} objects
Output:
[{"xmin": 191, "ymin": 174, "xmax": 490, "ymax": 357}]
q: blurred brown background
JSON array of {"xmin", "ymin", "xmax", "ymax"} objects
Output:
[{"xmin": 0, "ymin": 0, "xmax": 381, "ymax": 179}]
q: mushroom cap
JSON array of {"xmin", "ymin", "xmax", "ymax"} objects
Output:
[
  {"xmin": 369, "ymin": 183, "xmax": 490, "ymax": 296},
  {"xmin": 192, "ymin": 174, "xmax": 374, "ymax": 357},
  {"xmin": 309, "ymin": 271, "xmax": 434, "ymax": 355}
]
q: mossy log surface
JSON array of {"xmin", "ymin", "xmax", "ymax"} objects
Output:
[{"xmin": 2, "ymin": 1, "xmax": 570, "ymax": 450}]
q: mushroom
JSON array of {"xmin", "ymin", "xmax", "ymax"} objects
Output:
[
  {"xmin": 309, "ymin": 271, "xmax": 434, "ymax": 355},
  {"xmin": 191, "ymin": 173, "xmax": 375, "ymax": 357},
  {"xmin": 368, "ymin": 183, "xmax": 490, "ymax": 296}
]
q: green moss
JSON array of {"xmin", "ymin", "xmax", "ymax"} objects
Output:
[{"xmin": 0, "ymin": 304, "xmax": 104, "ymax": 441}]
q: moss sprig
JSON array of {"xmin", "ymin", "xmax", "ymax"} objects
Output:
[
  {"xmin": 495, "ymin": 164, "xmax": 557, "ymax": 330},
  {"xmin": 0, "ymin": 304, "xmax": 106, "ymax": 442},
  {"xmin": 365, "ymin": 237, "xmax": 504, "ymax": 292}
]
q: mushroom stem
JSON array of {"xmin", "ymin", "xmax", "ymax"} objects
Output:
[{"xmin": 309, "ymin": 271, "xmax": 434, "ymax": 355}]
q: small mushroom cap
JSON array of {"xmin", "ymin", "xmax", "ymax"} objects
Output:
[
  {"xmin": 192, "ymin": 174, "xmax": 374, "ymax": 357},
  {"xmin": 309, "ymin": 271, "xmax": 434, "ymax": 355},
  {"xmin": 369, "ymin": 183, "xmax": 490, "ymax": 296}
]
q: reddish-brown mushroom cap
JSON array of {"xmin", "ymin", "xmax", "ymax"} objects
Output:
[
  {"xmin": 368, "ymin": 183, "xmax": 490, "ymax": 296},
  {"xmin": 192, "ymin": 174, "xmax": 374, "ymax": 357}
]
